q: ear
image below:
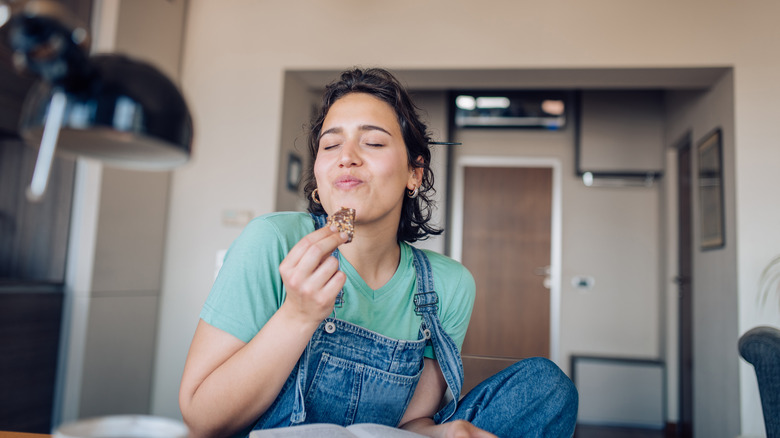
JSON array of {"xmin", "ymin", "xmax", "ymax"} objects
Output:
[{"xmin": 407, "ymin": 156, "xmax": 424, "ymax": 190}]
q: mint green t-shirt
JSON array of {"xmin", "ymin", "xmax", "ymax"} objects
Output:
[{"xmin": 200, "ymin": 212, "xmax": 476, "ymax": 358}]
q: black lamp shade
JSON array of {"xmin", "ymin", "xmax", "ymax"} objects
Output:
[{"xmin": 20, "ymin": 54, "xmax": 193, "ymax": 170}]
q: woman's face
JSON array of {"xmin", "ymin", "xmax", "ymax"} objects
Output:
[{"xmin": 314, "ymin": 92, "xmax": 420, "ymax": 229}]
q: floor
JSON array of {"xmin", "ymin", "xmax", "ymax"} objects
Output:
[{"xmin": 574, "ymin": 424, "xmax": 670, "ymax": 438}]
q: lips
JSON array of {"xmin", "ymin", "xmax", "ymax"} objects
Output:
[{"xmin": 334, "ymin": 175, "xmax": 363, "ymax": 189}]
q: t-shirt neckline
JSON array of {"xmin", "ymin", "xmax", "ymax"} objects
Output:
[{"xmin": 339, "ymin": 242, "xmax": 413, "ymax": 301}]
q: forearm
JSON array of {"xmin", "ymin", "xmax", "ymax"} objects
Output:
[
  {"xmin": 181, "ymin": 306, "xmax": 320, "ymax": 437},
  {"xmin": 398, "ymin": 358, "xmax": 495, "ymax": 438},
  {"xmin": 400, "ymin": 417, "xmax": 442, "ymax": 438},
  {"xmin": 402, "ymin": 418, "xmax": 497, "ymax": 438}
]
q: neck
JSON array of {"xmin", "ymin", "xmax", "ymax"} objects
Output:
[{"xmin": 338, "ymin": 221, "xmax": 401, "ymax": 290}]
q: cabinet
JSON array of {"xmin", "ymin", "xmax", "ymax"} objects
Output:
[{"xmin": 0, "ymin": 284, "xmax": 64, "ymax": 433}]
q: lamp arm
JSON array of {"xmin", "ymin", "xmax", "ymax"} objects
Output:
[{"xmin": 26, "ymin": 89, "xmax": 66, "ymax": 201}]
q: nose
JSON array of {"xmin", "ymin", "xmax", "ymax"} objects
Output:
[{"xmin": 338, "ymin": 139, "xmax": 362, "ymax": 167}]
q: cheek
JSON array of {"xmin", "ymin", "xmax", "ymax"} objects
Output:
[{"xmin": 313, "ymin": 159, "xmax": 327, "ymax": 184}]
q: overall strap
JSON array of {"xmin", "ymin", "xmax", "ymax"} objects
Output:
[
  {"xmin": 311, "ymin": 212, "xmax": 328, "ymax": 230},
  {"xmin": 412, "ymin": 245, "xmax": 438, "ymax": 316},
  {"xmin": 410, "ymin": 246, "xmax": 464, "ymax": 424},
  {"xmin": 289, "ymin": 213, "xmax": 343, "ymax": 424}
]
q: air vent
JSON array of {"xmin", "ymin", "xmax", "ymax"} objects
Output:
[{"xmin": 452, "ymin": 90, "xmax": 569, "ymax": 130}]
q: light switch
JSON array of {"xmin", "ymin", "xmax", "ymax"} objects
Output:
[
  {"xmin": 571, "ymin": 276, "xmax": 595, "ymax": 291},
  {"xmin": 222, "ymin": 209, "xmax": 254, "ymax": 227}
]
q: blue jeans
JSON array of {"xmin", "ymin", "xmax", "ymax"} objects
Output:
[{"xmin": 450, "ymin": 357, "xmax": 578, "ymax": 437}]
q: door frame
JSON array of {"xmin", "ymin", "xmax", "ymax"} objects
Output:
[
  {"xmin": 676, "ymin": 136, "xmax": 693, "ymax": 437},
  {"xmin": 450, "ymin": 155, "xmax": 563, "ymax": 365}
]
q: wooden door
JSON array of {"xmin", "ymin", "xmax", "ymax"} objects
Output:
[{"xmin": 459, "ymin": 166, "xmax": 553, "ymax": 394}]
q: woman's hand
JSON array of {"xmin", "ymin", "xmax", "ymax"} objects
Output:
[
  {"xmin": 400, "ymin": 360, "xmax": 497, "ymax": 438},
  {"xmin": 435, "ymin": 420, "xmax": 497, "ymax": 438},
  {"xmin": 278, "ymin": 224, "xmax": 349, "ymax": 325},
  {"xmin": 401, "ymin": 418, "xmax": 497, "ymax": 438}
]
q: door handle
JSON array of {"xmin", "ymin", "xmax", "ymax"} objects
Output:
[{"xmin": 534, "ymin": 266, "xmax": 551, "ymax": 289}]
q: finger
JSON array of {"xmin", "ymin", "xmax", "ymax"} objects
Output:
[
  {"xmin": 299, "ymin": 255, "xmax": 342, "ymax": 297},
  {"xmin": 283, "ymin": 225, "xmax": 337, "ymax": 267},
  {"xmin": 330, "ymin": 269, "xmax": 347, "ymax": 288},
  {"xmin": 292, "ymin": 229, "xmax": 348, "ymax": 276},
  {"xmin": 470, "ymin": 425, "xmax": 497, "ymax": 438},
  {"xmin": 287, "ymin": 261, "xmax": 344, "ymax": 313},
  {"xmin": 320, "ymin": 270, "xmax": 346, "ymax": 302}
]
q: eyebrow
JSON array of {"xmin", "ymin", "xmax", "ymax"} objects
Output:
[{"xmin": 319, "ymin": 124, "xmax": 393, "ymax": 140}]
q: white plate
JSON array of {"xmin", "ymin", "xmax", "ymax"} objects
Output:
[{"xmin": 54, "ymin": 415, "xmax": 188, "ymax": 438}]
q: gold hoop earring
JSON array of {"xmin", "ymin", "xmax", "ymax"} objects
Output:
[
  {"xmin": 311, "ymin": 188, "xmax": 321, "ymax": 205},
  {"xmin": 407, "ymin": 186, "xmax": 419, "ymax": 199}
]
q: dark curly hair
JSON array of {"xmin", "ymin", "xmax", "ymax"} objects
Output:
[{"xmin": 302, "ymin": 67, "xmax": 442, "ymax": 243}]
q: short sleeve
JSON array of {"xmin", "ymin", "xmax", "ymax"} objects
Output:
[
  {"xmin": 423, "ymin": 250, "xmax": 476, "ymax": 358},
  {"xmin": 438, "ymin": 265, "xmax": 476, "ymax": 352},
  {"xmin": 200, "ymin": 213, "xmax": 310, "ymax": 343}
]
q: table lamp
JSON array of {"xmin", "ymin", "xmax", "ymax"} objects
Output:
[{"xmin": 0, "ymin": 0, "xmax": 193, "ymax": 201}]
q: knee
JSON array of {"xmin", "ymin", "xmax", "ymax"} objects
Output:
[{"xmin": 512, "ymin": 357, "xmax": 579, "ymax": 412}]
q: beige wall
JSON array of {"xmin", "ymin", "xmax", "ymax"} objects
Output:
[{"xmin": 134, "ymin": 1, "xmax": 780, "ymax": 437}]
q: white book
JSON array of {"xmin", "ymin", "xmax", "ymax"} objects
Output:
[{"xmin": 249, "ymin": 423, "xmax": 427, "ymax": 438}]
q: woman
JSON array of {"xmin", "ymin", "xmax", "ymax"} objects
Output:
[{"xmin": 179, "ymin": 68, "xmax": 578, "ymax": 438}]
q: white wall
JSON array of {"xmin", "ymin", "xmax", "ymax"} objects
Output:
[{"xmin": 144, "ymin": 2, "xmax": 780, "ymax": 436}]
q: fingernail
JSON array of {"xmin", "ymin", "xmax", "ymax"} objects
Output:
[
  {"xmin": 340, "ymin": 232, "xmax": 348, "ymax": 240},
  {"xmin": 329, "ymin": 225, "xmax": 339, "ymax": 232}
]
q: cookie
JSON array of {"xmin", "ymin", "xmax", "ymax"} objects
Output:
[{"xmin": 327, "ymin": 207, "xmax": 356, "ymax": 243}]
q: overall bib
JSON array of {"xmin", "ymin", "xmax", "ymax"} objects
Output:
[{"xmin": 251, "ymin": 213, "xmax": 464, "ymax": 430}]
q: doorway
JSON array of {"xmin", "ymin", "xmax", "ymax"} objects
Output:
[{"xmin": 450, "ymin": 156, "xmax": 562, "ymax": 393}]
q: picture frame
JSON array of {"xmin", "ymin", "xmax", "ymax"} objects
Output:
[
  {"xmin": 286, "ymin": 153, "xmax": 302, "ymax": 192},
  {"xmin": 697, "ymin": 128, "xmax": 725, "ymax": 250}
]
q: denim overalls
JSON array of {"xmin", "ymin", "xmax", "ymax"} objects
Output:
[{"xmin": 251, "ymin": 213, "xmax": 464, "ymax": 430}]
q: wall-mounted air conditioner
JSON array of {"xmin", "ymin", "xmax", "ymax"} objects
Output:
[{"xmin": 575, "ymin": 90, "xmax": 665, "ymax": 187}]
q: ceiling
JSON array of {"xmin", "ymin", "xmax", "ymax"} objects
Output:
[{"xmin": 289, "ymin": 67, "xmax": 731, "ymax": 91}]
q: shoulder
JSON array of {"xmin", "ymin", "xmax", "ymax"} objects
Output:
[
  {"xmin": 421, "ymin": 249, "xmax": 474, "ymax": 281},
  {"xmin": 415, "ymin": 247, "xmax": 476, "ymax": 299},
  {"xmin": 245, "ymin": 211, "xmax": 313, "ymax": 234},
  {"xmin": 236, "ymin": 212, "xmax": 313, "ymax": 244},
  {"xmin": 221, "ymin": 211, "xmax": 314, "ymax": 264},
  {"xmin": 203, "ymin": 212, "xmax": 313, "ymax": 344}
]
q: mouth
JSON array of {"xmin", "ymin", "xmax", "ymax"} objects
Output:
[{"xmin": 334, "ymin": 175, "xmax": 363, "ymax": 190}]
